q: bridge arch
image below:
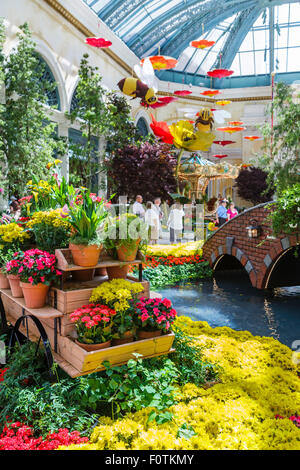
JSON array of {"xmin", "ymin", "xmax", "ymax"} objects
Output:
[{"xmin": 202, "ymin": 202, "xmax": 300, "ymax": 290}]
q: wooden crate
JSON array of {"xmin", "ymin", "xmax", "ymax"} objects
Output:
[
  {"xmin": 56, "ymin": 332, "xmax": 175, "ymax": 377},
  {"xmin": 47, "ymin": 277, "xmax": 150, "ymax": 315},
  {"xmin": 1, "ymin": 289, "xmax": 175, "ymax": 378}
]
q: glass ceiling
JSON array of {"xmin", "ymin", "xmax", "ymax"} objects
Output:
[{"xmin": 83, "ymin": 0, "xmax": 300, "ymax": 87}]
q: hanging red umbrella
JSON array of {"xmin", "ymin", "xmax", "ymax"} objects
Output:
[
  {"xmin": 200, "ymin": 90, "xmax": 221, "ymax": 97},
  {"xmin": 174, "ymin": 90, "xmax": 193, "ymax": 96},
  {"xmin": 190, "ymin": 40, "xmax": 215, "ymax": 49},
  {"xmin": 141, "ymin": 55, "xmax": 178, "ymax": 70},
  {"xmin": 212, "ymin": 154, "xmax": 228, "ymax": 159},
  {"xmin": 85, "ymin": 37, "xmax": 112, "ymax": 48},
  {"xmin": 207, "ymin": 69, "xmax": 234, "ymax": 79},
  {"xmin": 244, "ymin": 136, "xmax": 261, "ymax": 141},
  {"xmin": 213, "ymin": 140, "xmax": 236, "ymax": 146}
]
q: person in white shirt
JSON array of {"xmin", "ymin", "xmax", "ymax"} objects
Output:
[
  {"xmin": 132, "ymin": 195, "xmax": 145, "ymax": 219},
  {"xmin": 167, "ymin": 202, "xmax": 185, "ymax": 243},
  {"xmin": 153, "ymin": 197, "xmax": 163, "ymax": 239},
  {"xmin": 144, "ymin": 201, "xmax": 159, "ymax": 244}
]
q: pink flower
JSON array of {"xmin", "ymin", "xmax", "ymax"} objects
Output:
[{"xmin": 28, "ymin": 277, "xmax": 34, "ymax": 284}]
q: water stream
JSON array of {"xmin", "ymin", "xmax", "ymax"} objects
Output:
[{"xmin": 157, "ymin": 270, "xmax": 300, "ymax": 347}]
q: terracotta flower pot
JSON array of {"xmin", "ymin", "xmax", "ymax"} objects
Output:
[
  {"xmin": 106, "ymin": 265, "xmax": 129, "ymax": 280},
  {"xmin": 72, "ymin": 269, "xmax": 95, "ymax": 282},
  {"xmin": 75, "ymin": 339, "xmax": 111, "ymax": 352},
  {"xmin": 69, "ymin": 243, "xmax": 102, "ymax": 267},
  {"xmin": 112, "ymin": 331, "xmax": 134, "ymax": 346},
  {"xmin": 20, "ymin": 282, "xmax": 50, "ymax": 309},
  {"xmin": 7, "ymin": 274, "xmax": 23, "ymax": 298},
  {"xmin": 138, "ymin": 330, "xmax": 162, "ymax": 340},
  {"xmin": 0, "ymin": 269, "xmax": 9, "ymax": 289},
  {"xmin": 117, "ymin": 239, "xmax": 141, "ymax": 262}
]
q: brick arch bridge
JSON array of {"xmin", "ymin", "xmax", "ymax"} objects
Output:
[{"xmin": 202, "ymin": 202, "xmax": 300, "ymax": 289}]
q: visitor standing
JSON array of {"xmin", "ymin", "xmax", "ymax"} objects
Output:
[
  {"xmin": 227, "ymin": 202, "xmax": 238, "ymax": 220},
  {"xmin": 144, "ymin": 202, "xmax": 159, "ymax": 245},
  {"xmin": 216, "ymin": 200, "xmax": 228, "ymax": 227},
  {"xmin": 153, "ymin": 197, "xmax": 163, "ymax": 238},
  {"xmin": 132, "ymin": 195, "xmax": 145, "ymax": 219},
  {"xmin": 167, "ymin": 202, "xmax": 185, "ymax": 243}
]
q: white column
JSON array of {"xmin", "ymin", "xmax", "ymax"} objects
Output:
[{"xmin": 57, "ymin": 122, "xmax": 69, "ymax": 182}]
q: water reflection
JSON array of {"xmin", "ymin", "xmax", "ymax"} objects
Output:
[{"xmin": 158, "ymin": 270, "xmax": 300, "ymax": 346}]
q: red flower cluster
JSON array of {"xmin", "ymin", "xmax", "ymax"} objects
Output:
[
  {"xmin": 0, "ymin": 422, "xmax": 88, "ymax": 450},
  {"xmin": 70, "ymin": 304, "xmax": 116, "ymax": 328},
  {"xmin": 0, "ymin": 368, "xmax": 8, "ymax": 383},
  {"xmin": 17, "ymin": 216, "xmax": 30, "ymax": 227},
  {"xmin": 18, "ymin": 196, "xmax": 33, "ymax": 207},
  {"xmin": 145, "ymin": 254, "xmax": 204, "ymax": 268},
  {"xmin": 275, "ymin": 414, "xmax": 300, "ymax": 428},
  {"xmin": 132, "ymin": 297, "xmax": 177, "ymax": 332},
  {"xmin": 6, "ymin": 249, "xmax": 61, "ymax": 285}
]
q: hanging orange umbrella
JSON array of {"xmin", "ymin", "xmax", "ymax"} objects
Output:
[
  {"xmin": 244, "ymin": 136, "xmax": 261, "ymax": 141},
  {"xmin": 207, "ymin": 69, "xmax": 234, "ymax": 79},
  {"xmin": 200, "ymin": 90, "xmax": 221, "ymax": 97},
  {"xmin": 229, "ymin": 121, "xmax": 244, "ymax": 126},
  {"xmin": 216, "ymin": 100, "xmax": 232, "ymax": 107},
  {"xmin": 141, "ymin": 55, "xmax": 178, "ymax": 70},
  {"xmin": 217, "ymin": 126, "xmax": 246, "ymax": 134},
  {"xmin": 190, "ymin": 40, "xmax": 215, "ymax": 49}
]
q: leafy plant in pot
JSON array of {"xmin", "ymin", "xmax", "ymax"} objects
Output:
[
  {"xmin": 4, "ymin": 251, "xmax": 25, "ymax": 298},
  {"xmin": 66, "ymin": 189, "xmax": 109, "ymax": 267},
  {"xmin": 69, "ymin": 303, "xmax": 116, "ymax": 351},
  {"xmin": 0, "ymin": 247, "xmax": 17, "ymax": 289},
  {"xmin": 6, "ymin": 249, "xmax": 62, "ymax": 308},
  {"xmin": 130, "ymin": 297, "xmax": 177, "ymax": 339},
  {"xmin": 89, "ymin": 279, "xmax": 144, "ymax": 344},
  {"xmin": 103, "ymin": 213, "xmax": 147, "ymax": 279}
]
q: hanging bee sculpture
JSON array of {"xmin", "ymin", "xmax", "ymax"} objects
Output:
[
  {"xmin": 195, "ymin": 108, "xmax": 215, "ymax": 133},
  {"xmin": 117, "ymin": 77, "xmax": 158, "ymax": 107}
]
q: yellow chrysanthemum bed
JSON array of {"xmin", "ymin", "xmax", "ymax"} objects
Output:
[
  {"xmin": 61, "ymin": 317, "xmax": 300, "ymax": 450},
  {"xmin": 145, "ymin": 241, "xmax": 203, "ymax": 258}
]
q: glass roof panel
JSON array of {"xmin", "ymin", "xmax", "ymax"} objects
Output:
[{"xmin": 83, "ymin": 0, "xmax": 300, "ymax": 86}]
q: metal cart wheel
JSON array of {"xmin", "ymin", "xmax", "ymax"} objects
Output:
[{"xmin": 8, "ymin": 314, "xmax": 55, "ymax": 381}]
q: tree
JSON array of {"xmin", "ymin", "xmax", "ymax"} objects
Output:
[
  {"xmin": 66, "ymin": 54, "xmax": 110, "ymax": 190},
  {"xmin": 105, "ymin": 141, "xmax": 177, "ymax": 202},
  {"xmin": 259, "ymin": 82, "xmax": 300, "ymax": 193},
  {"xmin": 0, "ymin": 22, "xmax": 65, "ymax": 197},
  {"xmin": 235, "ymin": 166, "xmax": 274, "ymax": 205}
]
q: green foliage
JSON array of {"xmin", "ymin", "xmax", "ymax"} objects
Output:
[
  {"xmin": 103, "ymin": 213, "xmax": 148, "ymax": 258},
  {"xmin": 0, "ymin": 325, "xmax": 218, "ymax": 435},
  {"xmin": 142, "ymin": 261, "xmax": 212, "ymax": 289},
  {"xmin": 270, "ymin": 183, "xmax": 300, "ymax": 236},
  {"xmin": 31, "ymin": 223, "xmax": 70, "ymax": 253},
  {"xmin": 0, "ymin": 22, "xmax": 66, "ymax": 196},
  {"xmin": 66, "ymin": 54, "xmax": 109, "ymax": 190},
  {"xmin": 79, "ymin": 354, "xmax": 179, "ymax": 423},
  {"xmin": 171, "ymin": 326, "xmax": 220, "ymax": 387},
  {"xmin": 0, "ymin": 342, "xmax": 96, "ymax": 435},
  {"xmin": 68, "ymin": 189, "xmax": 108, "ymax": 244},
  {"xmin": 260, "ymin": 82, "xmax": 300, "ymax": 193}
]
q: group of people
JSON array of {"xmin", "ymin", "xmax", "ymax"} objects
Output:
[
  {"xmin": 215, "ymin": 197, "xmax": 238, "ymax": 227},
  {"xmin": 132, "ymin": 195, "xmax": 184, "ymax": 245}
]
